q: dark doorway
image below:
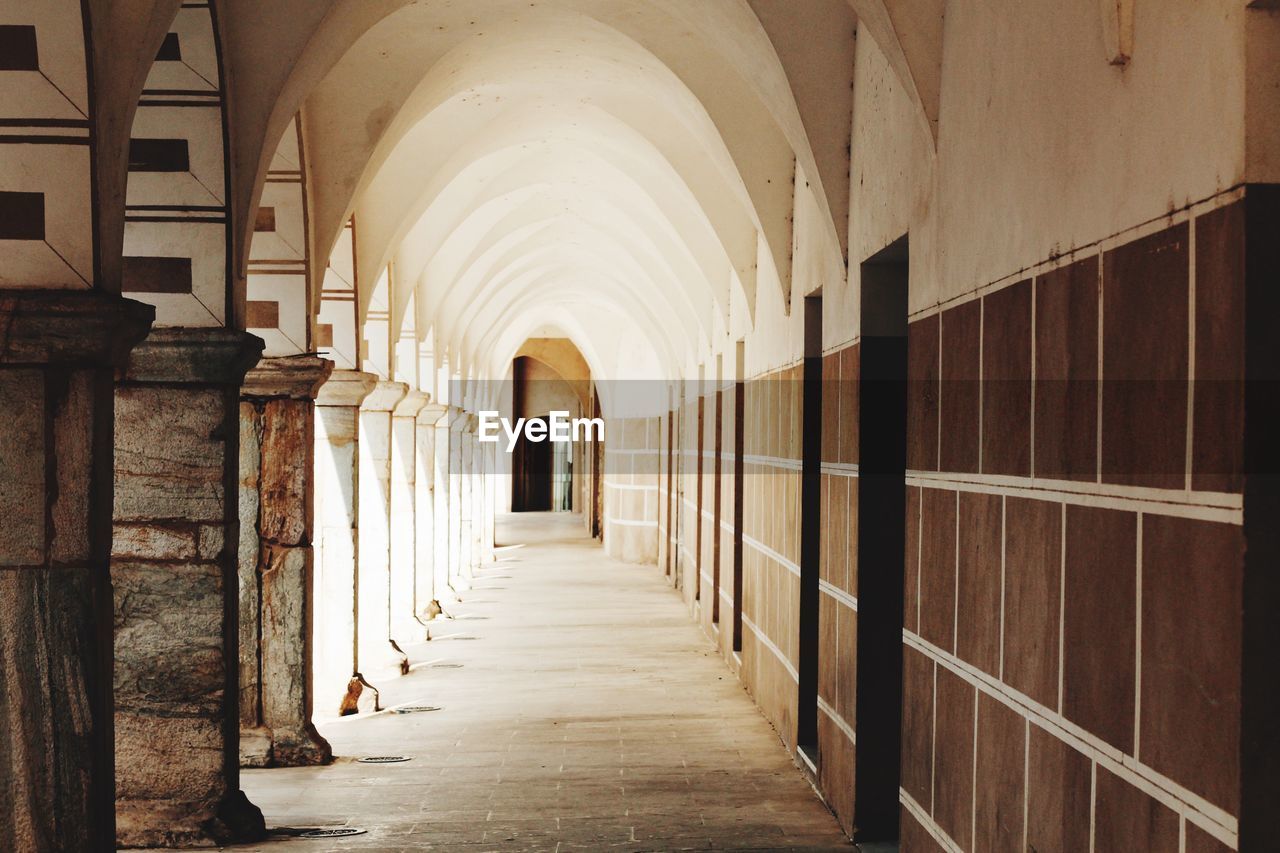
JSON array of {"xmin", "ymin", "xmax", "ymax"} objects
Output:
[
  {"xmin": 797, "ymin": 294, "xmax": 823, "ymax": 760},
  {"xmin": 854, "ymin": 235, "xmax": 909, "ymax": 844},
  {"xmin": 513, "ymin": 417, "xmax": 553, "ymax": 511}
]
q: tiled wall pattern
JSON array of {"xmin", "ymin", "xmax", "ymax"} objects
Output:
[
  {"xmin": 717, "ymin": 377, "xmax": 740, "ymax": 660},
  {"xmin": 817, "ymin": 343, "xmax": 859, "ymax": 834},
  {"xmin": 657, "ymin": 408, "xmax": 675, "ymax": 581},
  {"xmin": 676, "ymin": 394, "xmax": 700, "ymax": 600},
  {"xmin": 637, "ymin": 189, "xmax": 1248, "ymax": 851},
  {"xmin": 739, "ymin": 365, "xmax": 804, "ymax": 752},
  {"xmin": 900, "ymin": 192, "xmax": 1245, "ymax": 852},
  {"xmin": 602, "ymin": 416, "xmax": 660, "ymax": 563},
  {"xmin": 697, "ymin": 382, "xmax": 724, "ymax": 637}
]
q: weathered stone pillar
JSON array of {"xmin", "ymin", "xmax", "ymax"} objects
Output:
[
  {"xmin": 112, "ymin": 328, "xmax": 265, "ymax": 848},
  {"xmin": 237, "ymin": 357, "xmax": 333, "ymax": 768},
  {"xmin": 357, "ymin": 381, "xmax": 409, "ymax": 677},
  {"xmin": 391, "ymin": 391, "xmax": 428, "ymax": 647},
  {"xmin": 0, "ymin": 292, "xmax": 152, "ymax": 853},
  {"xmin": 313, "ymin": 370, "xmax": 377, "ymax": 713},
  {"xmin": 417, "ymin": 403, "xmax": 448, "ymax": 615}
]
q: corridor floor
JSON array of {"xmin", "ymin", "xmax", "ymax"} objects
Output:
[{"xmin": 238, "ymin": 513, "xmax": 850, "ymax": 851}]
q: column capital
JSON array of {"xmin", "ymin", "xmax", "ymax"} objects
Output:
[
  {"xmin": 0, "ymin": 290, "xmax": 154, "ymax": 367},
  {"xmin": 418, "ymin": 402, "xmax": 450, "ymax": 425},
  {"xmin": 360, "ymin": 380, "xmax": 409, "ymax": 413},
  {"xmin": 393, "ymin": 389, "xmax": 430, "ymax": 419},
  {"xmin": 316, "ymin": 369, "xmax": 379, "ymax": 407},
  {"xmin": 242, "ymin": 356, "xmax": 335, "ymax": 401},
  {"xmin": 122, "ymin": 328, "xmax": 264, "ymax": 386},
  {"xmin": 448, "ymin": 405, "xmax": 471, "ymax": 431}
]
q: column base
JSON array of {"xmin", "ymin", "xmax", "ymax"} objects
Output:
[
  {"xmin": 240, "ymin": 724, "xmax": 333, "ymax": 768},
  {"xmin": 116, "ymin": 789, "xmax": 265, "ymax": 848},
  {"xmin": 239, "ymin": 726, "xmax": 273, "ymax": 768},
  {"xmin": 270, "ymin": 725, "xmax": 333, "ymax": 767}
]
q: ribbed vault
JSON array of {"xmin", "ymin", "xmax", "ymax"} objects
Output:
[{"xmin": 242, "ymin": 0, "xmax": 853, "ymax": 398}]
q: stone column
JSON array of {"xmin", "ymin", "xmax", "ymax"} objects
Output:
[
  {"xmin": 432, "ymin": 407, "xmax": 455, "ymax": 604},
  {"xmin": 467, "ymin": 420, "xmax": 483, "ymax": 572},
  {"xmin": 416, "ymin": 403, "xmax": 448, "ymax": 616},
  {"xmin": 357, "ymin": 381, "xmax": 409, "ymax": 678},
  {"xmin": 112, "ymin": 328, "xmax": 265, "ymax": 848},
  {"xmin": 237, "ymin": 357, "xmax": 334, "ymax": 768},
  {"xmin": 463, "ymin": 425, "xmax": 478, "ymax": 578},
  {"xmin": 390, "ymin": 391, "xmax": 427, "ymax": 648},
  {"xmin": 482, "ymin": 439, "xmax": 497, "ymax": 562},
  {"xmin": 313, "ymin": 370, "xmax": 377, "ymax": 714},
  {"xmin": 447, "ymin": 408, "xmax": 468, "ymax": 589},
  {"xmin": 0, "ymin": 292, "xmax": 152, "ymax": 853}
]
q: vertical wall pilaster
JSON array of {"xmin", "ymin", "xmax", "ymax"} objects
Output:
[
  {"xmin": 0, "ymin": 293, "xmax": 152, "ymax": 853},
  {"xmin": 237, "ymin": 357, "xmax": 334, "ymax": 768},
  {"xmin": 112, "ymin": 328, "xmax": 265, "ymax": 848},
  {"xmin": 1242, "ymin": 185, "xmax": 1280, "ymax": 852},
  {"xmin": 357, "ymin": 381, "xmax": 409, "ymax": 678},
  {"xmin": 314, "ymin": 371, "xmax": 378, "ymax": 713}
]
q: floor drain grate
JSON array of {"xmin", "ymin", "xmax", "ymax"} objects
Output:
[
  {"xmin": 300, "ymin": 827, "xmax": 368, "ymax": 838},
  {"xmin": 393, "ymin": 705, "xmax": 442, "ymax": 714},
  {"xmin": 358, "ymin": 755, "xmax": 412, "ymax": 763}
]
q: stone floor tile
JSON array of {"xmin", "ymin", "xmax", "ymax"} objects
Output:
[{"xmin": 226, "ymin": 514, "xmax": 848, "ymax": 852}]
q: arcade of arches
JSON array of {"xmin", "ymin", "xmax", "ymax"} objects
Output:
[{"xmin": 1, "ymin": 1, "xmax": 1278, "ymax": 850}]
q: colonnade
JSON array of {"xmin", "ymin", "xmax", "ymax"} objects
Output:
[{"xmin": 237, "ymin": 363, "xmax": 498, "ymax": 765}]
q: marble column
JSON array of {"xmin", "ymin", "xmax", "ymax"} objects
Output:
[
  {"xmin": 416, "ymin": 403, "xmax": 448, "ymax": 616},
  {"xmin": 357, "ymin": 381, "xmax": 408, "ymax": 678},
  {"xmin": 390, "ymin": 391, "xmax": 428, "ymax": 648},
  {"xmin": 112, "ymin": 328, "xmax": 265, "ymax": 848},
  {"xmin": 313, "ymin": 370, "xmax": 377, "ymax": 714},
  {"xmin": 0, "ymin": 292, "xmax": 152, "ymax": 853},
  {"xmin": 237, "ymin": 357, "xmax": 333, "ymax": 768}
]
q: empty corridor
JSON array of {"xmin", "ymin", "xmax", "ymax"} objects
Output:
[{"xmin": 237, "ymin": 513, "xmax": 849, "ymax": 851}]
